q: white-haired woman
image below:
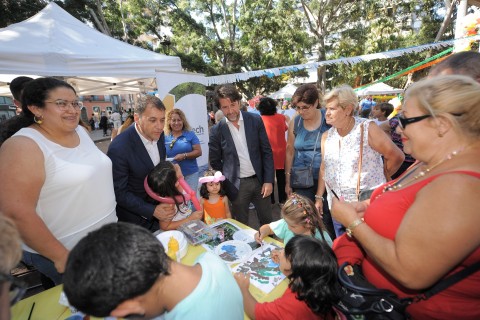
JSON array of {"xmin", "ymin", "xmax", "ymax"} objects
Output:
[{"xmin": 316, "ymin": 85, "xmax": 403, "ymax": 236}]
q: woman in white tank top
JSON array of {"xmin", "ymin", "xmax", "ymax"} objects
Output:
[{"xmin": 0, "ymin": 78, "xmax": 117, "ymax": 285}]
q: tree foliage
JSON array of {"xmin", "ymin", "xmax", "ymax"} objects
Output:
[{"xmin": 2, "ymin": 0, "xmax": 451, "ymax": 96}]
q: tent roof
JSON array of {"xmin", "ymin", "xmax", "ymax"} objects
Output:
[
  {"xmin": 269, "ymin": 83, "xmax": 298, "ymax": 99},
  {"xmin": 355, "ymin": 82, "xmax": 403, "ymax": 96},
  {"xmin": 0, "ymin": 3, "xmax": 181, "ymax": 95}
]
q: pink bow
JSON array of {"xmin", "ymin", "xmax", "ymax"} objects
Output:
[{"xmin": 198, "ymin": 171, "xmax": 226, "ymax": 184}]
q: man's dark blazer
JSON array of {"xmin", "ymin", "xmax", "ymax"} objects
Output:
[
  {"xmin": 107, "ymin": 125, "xmax": 166, "ymax": 230},
  {"xmin": 209, "ymin": 111, "xmax": 274, "ymax": 200}
]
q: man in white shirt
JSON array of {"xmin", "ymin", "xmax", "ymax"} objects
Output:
[
  {"xmin": 107, "ymin": 96, "xmax": 175, "ymax": 231},
  {"xmin": 110, "ymin": 111, "xmax": 122, "ymax": 129},
  {"xmin": 209, "ymin": 84, "xmax": 274, "ymax": 227}
]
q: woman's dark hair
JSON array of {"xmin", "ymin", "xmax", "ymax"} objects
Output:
[
  {"xmin": 199, "ymin": 169, "xmax": 226, "ymax": 199},
  {"xmin": 0, "ymin": 77, "xmax": 75, "ymax": 147},
  {"xmin": 285, "ymin": 235, "xmax": 341, "ymax": 316},
  {"xmin": 147, "ymin": 161, "xmax": 185, "ymax": 212},
  {"xmin": 377, "ymin": 102, "xmax": 394, "ymax": 118},
  {"xmin": 257, "ymin": 97, "xmax": 278, "ymax": 115},
  {"xmin": 292, "ymin": 84, "xmax": 321, "ymax": 108}
]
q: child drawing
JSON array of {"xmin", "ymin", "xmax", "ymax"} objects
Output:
[
  {"xmin": 146, "ymin": 161, "xmax": 203, "ymax": 230},
  {"xmin": 234, "ymin": 235, "xmax": 343, "ymax": 320},
  {"xmin": 198, "ymin": 170, "xmax": 232, "ymax": 224},
  {"xmin": 256, "ymin": 193, "xmax": 333, "ymax": 246}
]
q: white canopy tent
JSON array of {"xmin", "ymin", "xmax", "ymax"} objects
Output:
[
  {"xmin": 0, "ymin": 3, "xmax": 181, "ymax": 95},
  {"xmin": 355, "ymin": 82, "xmax": 404, "ymax": 96},
  {"xmin": 268, "ymin": 83, "xmax": 298, "ymax": 99}
]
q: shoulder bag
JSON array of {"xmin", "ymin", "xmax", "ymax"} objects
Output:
[
  {"xmin": 336, "ymin": 261, "xmax": 480, "ymax": 320},
  {"xmin": 291, "ymin": 122, "xmax": 320, "ymax": 189}
]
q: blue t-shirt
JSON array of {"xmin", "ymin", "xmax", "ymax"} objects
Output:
[
  {"xmin": 164, "ymin": 252, "xmax": 244, "ymax": 320},
  {"xmin": 165, "ymin": 130, "xmax": 200, "ymax": 176},
  {"xmin": 292, "ymin": 111, "xmax": 330, "ymax": 178},
  {"xmin": 269, "ymin": 219, "xmax": 333, "ymax": 247},
  {"xmin": 360, "ymin": 99, "xmax": 376, "ymax": 111}
]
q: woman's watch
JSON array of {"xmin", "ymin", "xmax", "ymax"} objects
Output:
[{"xmin": 314, "ymin": 194, "xmax": 324, "ymax": 201}]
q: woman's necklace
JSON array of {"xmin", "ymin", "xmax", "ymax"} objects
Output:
[
  {"xmin": 337, "ymin": 117, "xmax": 354, "ymax": 137},
  {"xmin": 384, "ymin": 147, "xmax": 466, "ymax": 192}
]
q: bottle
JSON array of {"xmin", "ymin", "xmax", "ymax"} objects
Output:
[{"xmin": 167, "ymin": 236, "xmax": 179, "ymax": 261}]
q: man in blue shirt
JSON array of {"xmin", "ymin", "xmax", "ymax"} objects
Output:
[{"xmin": 359, "ymin": 95, "xmax": 376, "ymax": 118}]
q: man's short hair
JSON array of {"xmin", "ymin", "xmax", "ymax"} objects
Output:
[
  {"xmin": 63, "ymin": 222, "xmax": 170, "ymax": 317},
  {"xmin": 429, "ymin": 51, "xmax": 480, "ymax": 81},
  {"xmin": 213, "ymin": 84, "xmax": 242, "ymax": 109},
  {"xmin": 135, "ymin": 95, "xmax": 166, "ymax": 116},
  {"xmin": 9, "ymin": 76, "xmax": 33, "ymax": 101}
]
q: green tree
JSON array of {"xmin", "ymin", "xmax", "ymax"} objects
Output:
[{"xmin": 0, "ymin": 0, "xmax": 48, "ymax": 28}]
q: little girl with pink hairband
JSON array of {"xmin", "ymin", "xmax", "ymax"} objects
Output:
[{"xmin": 198, "ymin": 170, "xmax": 232, "ymax": 224}]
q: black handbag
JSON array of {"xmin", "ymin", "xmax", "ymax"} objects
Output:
[
  {"xmin": 291, "ymin": 166, "xmax": 314, "ymax": 189},
  {"xmin": 290, "ymin": 129, "xmax": 320, "ymax": 189},
  {"xmin": 336, "ymin": 261, "xmax": 480, "ymax": 320}
]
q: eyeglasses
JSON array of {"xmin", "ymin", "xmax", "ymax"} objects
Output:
[
  {"xmin": 293, "ymin": 104, "xmax": 313, "ymax": 111},
  {"xmin": 0, "ymin": 272, "xmax": 27, "ymax": 305},
  {"xmin": 397, "ymin": 114, "xmax": 431, "ymax": 129},
  {"xmin": 169, "ymin": 138, "xmax": 177, "ymax": 149},
  {"xmin": 45, "ymin": 99, "xmax": 82, "ymax": 111}
]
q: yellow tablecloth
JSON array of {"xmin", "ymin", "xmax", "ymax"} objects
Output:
[{"xmin": 11, "ymin": 219, "xmax": 287, "ymax": 320}]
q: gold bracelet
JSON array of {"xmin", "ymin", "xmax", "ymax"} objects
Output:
[{"xmin": 346, "ymin": 218, "xmax": 364, "ymax": 238}]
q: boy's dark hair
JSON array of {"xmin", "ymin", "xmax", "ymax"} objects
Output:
[
  {"xmin": 257, "ymin": 97, "xmax": 278, "ymax": 116},
  {"xmin": 147, "ymin": 161, "xmax": 185, "ymax": 212},
  {"xmin": 9, "ymin": 76, "xmax": 33, "ymax": 101},
  {"xmin": 214, "ymin": 84, "xmax": 242, "ymax": 109},
  {"xmin": 285, "ymin": 235, "xmax": 341, "ymax": 316},
  {"xmin": 377, "ymin": 102, "xmax": 394, "ymax": 118},
  {"xmin": 199, "ymin": 169, "xmax": 226, "ymax": 199},
  {"xmin": 63, "ymin": 222, "xmax": 170, "ymax": 317}
]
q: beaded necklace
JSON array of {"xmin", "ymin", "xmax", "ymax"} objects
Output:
[{"xmin": 383, "ymin": 147, "xmax": 465, "ymax": 192}]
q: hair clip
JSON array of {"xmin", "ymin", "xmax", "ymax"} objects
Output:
[
  {"xmin": 305, "ymin": 218, "xmax": 311, "ymax": 224},
  {"xmin": 198, "ymin": 171, "xmax": 226, "ymax": 184}
]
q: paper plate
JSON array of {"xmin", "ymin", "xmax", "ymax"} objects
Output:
[
  {"xmin": 214, "ymin": 240, "xmax": 252, "ymax": 264},
  {"xmin": 232, "ymin": 229, "xmax": 257, "ymax": 242},
  {"xmin": 156, "ymin": 230, "xmax": 188, "ymax": 260}
]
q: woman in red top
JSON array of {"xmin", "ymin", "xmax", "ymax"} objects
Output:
[
  {"xmin": 258, "ymin": 97, "xmax": 288, "ymax": 205},
  {"xmin": 332, "ymin": 75, "xmax": 480, "ymax": 319},
  {"xmin": 235, "ymin": 235, "xmax": 343, "ymax": 320}
]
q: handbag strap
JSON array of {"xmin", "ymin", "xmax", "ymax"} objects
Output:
[
  {"xmin": 356, "ymin": 122, "xmax": 364, "ymax": 200},
  {"xmin": 419, "ymin": 260, "xmax": 480, "ymax": 301},
  {"xmin": 309, "ymin": 130, "xmax": 321, "ymax": 168}
]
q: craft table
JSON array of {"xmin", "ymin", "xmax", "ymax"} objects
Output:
[{"xmin": 11, "ymin": 219, "xmax": 287, "ymax": 320}]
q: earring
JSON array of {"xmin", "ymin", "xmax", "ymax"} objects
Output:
[{"xmin": 34, "ymin": 115, "xmax": 44, "ymax": 124}]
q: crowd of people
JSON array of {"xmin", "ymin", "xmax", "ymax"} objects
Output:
[{"xmin": 0, "ymin": 51, "xmax": 479, "ymax": 320}]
